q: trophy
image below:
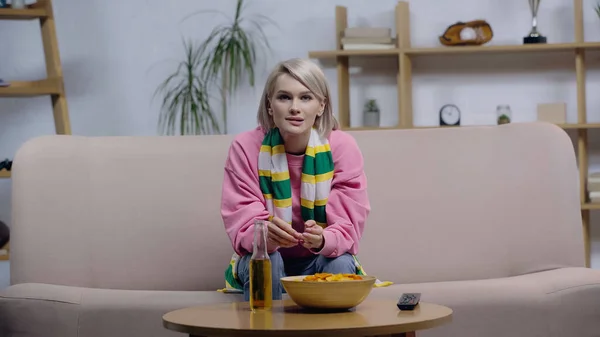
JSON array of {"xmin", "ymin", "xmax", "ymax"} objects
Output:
[{"xmin": 524, "ymin": 0, "xmax": 547, "ymax": 44}]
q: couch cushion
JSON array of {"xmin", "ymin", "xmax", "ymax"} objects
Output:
[{"xmin": 2, "ymin": 267, "xmax": 600, "ymax": 337}]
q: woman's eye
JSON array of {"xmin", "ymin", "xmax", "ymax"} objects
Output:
[{"xmin": 276, "ymin": 94, "xmax": 312, "ymax": 101}]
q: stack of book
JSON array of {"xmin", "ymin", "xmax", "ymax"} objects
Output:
[
  {"xmin": 342, "ymin": 27, "xmax": 396, "ymax": 50},
  {"xmin": 588, "ymin": 172, "xmax": 600, "ymax": 203}
]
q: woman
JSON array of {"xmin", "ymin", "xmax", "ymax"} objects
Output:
[{"xmin": 221, "ymin": 58, "xmax": 370, "ymax": 301}]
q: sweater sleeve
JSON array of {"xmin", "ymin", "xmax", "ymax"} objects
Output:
[
  {"xmin": 220, "ymin": 137, "xmax": 270, "ymax": 256},
  {"xmin": 316, "ymin": 132, "xmax": 371, "ymax": 258}
]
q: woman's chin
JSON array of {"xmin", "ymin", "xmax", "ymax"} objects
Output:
[{"xmin": 279, "ymin": 124, "xmax": 310, "ymax": 136}]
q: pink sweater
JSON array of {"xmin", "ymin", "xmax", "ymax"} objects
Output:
[{"xmin": 221, "ymin": 127, "xmax": 370, "ymax": 259}]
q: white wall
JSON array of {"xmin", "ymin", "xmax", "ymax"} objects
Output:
[{"xmin": 1, "ymin": 0, "xmax": 600, "ymax": 287}]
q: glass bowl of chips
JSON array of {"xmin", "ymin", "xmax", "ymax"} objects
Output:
[{"xmin": 280, "ymin": 273, "xmax": 377, "ymax": 310}]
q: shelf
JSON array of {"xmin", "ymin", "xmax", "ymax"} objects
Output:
[
  {"xmin": 0, "ymin": 243, "xmax": 9, "ymax": 261},
  {"xmin": 582, "ymin": 203, "xmax": 600, "ymax": 210},
  {"xmin": 308, "ymin": 48, "xmax": 400, "ymax": 58},
  {"xmin": 344, "ymin": 126, "xmax": 400, "ymax": 131},
  {"xmin": 0, "ymin": 170, "xmax": 10, "ymax": 179},
  {"xmin": 415, "ymin": 123, "xmax": 600, "ymax": 130},
  {"xmin": 0, "ymin": 6, "xmax": 47, "ymax": 20},
  {"xmin": 345, "ymin": 123, "xmax": 600, "ymax": 131},
  {"xmin": 308, "ymin": 42, "xmax": 600, "ymax": 59},
  {"xmin": 313, "ymin": 0, "xmax": 596, "ymax": 268},
  {"xmin": 405, "ymin": 42, "xmax": 600, "ymax": 56},
  {"xmin": 0, "ymin": 78, "xmax": 63, "ymax": 97},
  {"xmin": 557, "ymin": 123, "xmax": 600, "ymax": 129}
]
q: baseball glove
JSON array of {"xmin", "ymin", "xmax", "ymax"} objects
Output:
[{"xmin": 439, "ymin": 20, "xmax": 493, "ymax": 46}]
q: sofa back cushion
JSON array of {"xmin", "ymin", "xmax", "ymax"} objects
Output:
[
  {"xmin": 352, "ymin": 123, "xmax": 584, "ymax": 283},
  {"xmin": 9, "ymin": 123, "xmax": 584, "ymax": 290}
]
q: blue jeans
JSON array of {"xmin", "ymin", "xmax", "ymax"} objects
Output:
[{"xmin": 236, "ymin": 252, "xmax": 356, "ymax": 301}]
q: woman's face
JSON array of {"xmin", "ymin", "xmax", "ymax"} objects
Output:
[{"xmin": 268, "ymin": 73, "xmax": 325, "ymax": 138}]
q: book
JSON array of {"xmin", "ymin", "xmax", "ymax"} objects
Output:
[
  {"xmin": 341, "ymin": 36, "xmax": 394, "ymax": 44},
  {"xmin": 342, "ymin": 43, "xmax": 395, "ymax": 50},
  {"xmin": 344, "ymin": 27, "xmax": 391, "ymax": 38}
]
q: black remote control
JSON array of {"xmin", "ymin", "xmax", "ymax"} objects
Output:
[{"xmin": 397, "ymin": 293, "xmax": 421, "ymax": 310}]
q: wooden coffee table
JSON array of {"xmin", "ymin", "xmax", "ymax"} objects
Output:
[{"xmin": 162, "ymin": 299, "xmax": 452, "ymax": 337}]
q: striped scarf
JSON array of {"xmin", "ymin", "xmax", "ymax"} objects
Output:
[
  {"xmin": 258, "ymin": 127, "xmax": 333, "ymax": 226},
  {"xmin": 223, "ymin": 127, "xmax": 367, "ymax": 292}
]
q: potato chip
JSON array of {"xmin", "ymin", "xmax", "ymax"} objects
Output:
[{"xmin": 303, "ymin": 273, "xmax": 363, "ymax": 282}]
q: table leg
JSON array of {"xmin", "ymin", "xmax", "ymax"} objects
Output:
[
  {"xmin": 188, "ymin": 332, "xmax": 417, "ymax": 337},
  {"xmin": 374, "ymin": 332, "xmax": 416, "ymax": 337}
]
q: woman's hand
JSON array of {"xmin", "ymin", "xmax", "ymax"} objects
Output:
[
  {"xmin": 301, "ymin": 220, "xmax": 325, "ymax": 251},
  {"xmin": 266, "ymin": 216, "xmax": 302, "ymax": 249}
]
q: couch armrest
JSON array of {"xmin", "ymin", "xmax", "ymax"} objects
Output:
[
  {"xmin": 368, "ymin": 267, "xmax": 600, "ymax": 337},
  {"xmin": 0, "ymin": 283, "xmax": 81, "ymax": 337},
  {"xmin": 0, "ymin": 283, "xmax": 242, "ymax": 337}
]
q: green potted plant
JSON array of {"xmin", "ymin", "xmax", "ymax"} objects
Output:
[
  {"xmin": 155, "ymin": 39, "xmax": 220, "ymax": 135},
  {"xmin": 363, "ymin": 99, "xmax": 380, "ymax": 127},
  {"xmin": 155, "ymin": 0, "xmax": 275, "ymax": 135},
  {"xmin": 496, "ymin": 105, "xmax": 512, "ymax": 125}
]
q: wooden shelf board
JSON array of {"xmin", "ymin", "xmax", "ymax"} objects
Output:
[
  {"xmin": 0, "ymin": 170, "xmax": 10, "ymax": 179},
  {"xmin": 0, "ymin": 78, "xmax": 62, "ymax": 97},
  {"xmin": 411, "ymin": 123, "xmax": 600, "ymax": 129},
  {"xmin": 404, "ymin": 42, "xmax": 600, "ymax": 56},
  {"xmin": 344, "ymin": 126, "xmax": 400, "ymax": 131},
  {"xmin": 0, "ymin": 7, "xmax": 47, "ymax": 20},
  {"xmin": 557, "ymin": 123, "xmax": 600, "ymax": 129},
  {"xmin": 308, "ymin": 49, "xmax": 400, "ymax": 58},
  {"xmin": 342, "ymin": 123, "xmax": 600, "ymax": 131},
  {"xmin": 0, "ymin": 243, "xmax": 8, "ymax": 261},
  {"xmin": 309, "ymin": 42, "xmax": 600, "ymax": 59},
  {"xmin": 582, "ymin": 203, "xmax": 600, "ymax": 210}
]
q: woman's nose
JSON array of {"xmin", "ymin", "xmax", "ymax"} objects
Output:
[{"xmin": 289, "ymin": 100, "xmax": 300, "ymax": 113}]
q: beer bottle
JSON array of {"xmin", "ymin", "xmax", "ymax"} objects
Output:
[{"xmin": 249, "ymin": 219, "xmax": 272, "ymax": 311}]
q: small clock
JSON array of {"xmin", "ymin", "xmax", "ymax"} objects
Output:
[{"xmin": 439, "ymin": 104, "xmax": 461, "ymax": 126}]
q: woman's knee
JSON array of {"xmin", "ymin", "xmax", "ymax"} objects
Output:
[
  {"xmin": 237, "ymin": 251, "xmax": 284, "ymax": 282},
  {"xmin": 316, "ymin": 253, "xmax": 356, "ymax": 274}
]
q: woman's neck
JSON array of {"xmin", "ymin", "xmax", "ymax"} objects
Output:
[{"xmin": 282, "ymin": 132, "xmax": 310, "ymax": 155}]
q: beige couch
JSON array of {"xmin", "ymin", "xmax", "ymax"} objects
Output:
[{"xmin": 1, "ymin": 122, "xmax": 600, "ymax": 337}]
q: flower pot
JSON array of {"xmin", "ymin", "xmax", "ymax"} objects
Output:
[{"xmin": 363, "ymin": 99, "xmax": 380, "ymax": 127}]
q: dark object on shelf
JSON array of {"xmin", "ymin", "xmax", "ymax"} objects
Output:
[
  {"xmin": 439, "ymin": 20, "xmax": 493, "ymax": 46},
  {"xmin": 524, "ymin": 35, "xmax": 547, "ymax": 44},
  {"xmin": 0, "ymin": 159, "xmax": 12, "ymax": 171},
  {"xmin": 0, "ymin": 220, "xmax": 8, "ymax": 249}
]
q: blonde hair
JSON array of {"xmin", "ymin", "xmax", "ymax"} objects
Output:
[{"xmin": 257, "ymin": 58, "xmax": 339, "ymax": 137}]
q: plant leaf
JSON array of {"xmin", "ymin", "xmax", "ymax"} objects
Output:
[
  {"xmin": 155, "ymin": 0, "xmax": 276, "ymax": 135},
  {"xmin": 154, "ymin": 39, "xmax": 221, "ymax": 135}
]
